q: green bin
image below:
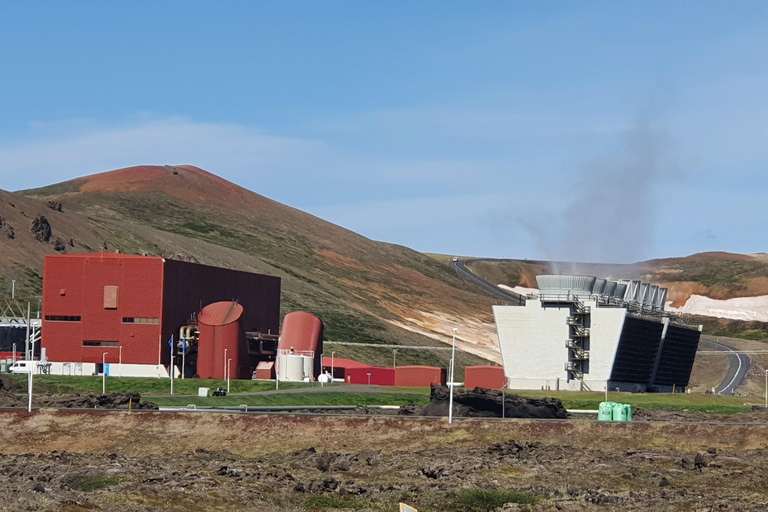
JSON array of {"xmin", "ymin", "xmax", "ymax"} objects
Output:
[
  {"xmin": 612, "ymin": 402, "xmax": 628, "ymax": 422},
  {"xmin": 624, "ymin": 403, "xmax": 632, "ymax": 422},
  {"xmin": 598, "ymin": 401, "xmax": 614, "ymax": 421}
]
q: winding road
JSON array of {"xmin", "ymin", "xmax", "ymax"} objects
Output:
[
  {"xmin": 450, "ymin": 258, "xmax": 525, "ymax": 305},
  {"xmin": 700, "ymin": 337, "xmax": 751, "ymax": 395}
]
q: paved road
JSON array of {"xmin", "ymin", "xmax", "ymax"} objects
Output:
[
  {"xmin": 700, "ymin": 336, "xmax": 751, "ymax": 395},
  {"xmin": 450, "ymin": 259, "xmax": 525, "ymax": 305}
]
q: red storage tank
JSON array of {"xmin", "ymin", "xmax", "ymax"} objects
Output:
[
  {"xmin": 395, "ymin": 366, "xmax": 445, "ymax": 387},
  {"xmin": 197, "ymin": 301, "xmax": 245, "ymax": 379},
  {"xmin": 279, "ymin": 311, "xmax": 323, "ymax": 379},
  {"xmin": 345, "ymin": 366, "xmax": 395, "ymax": 386},
  {"xmin": 464, "ymin": 365, "xmax": 507, "ymax": 389}
]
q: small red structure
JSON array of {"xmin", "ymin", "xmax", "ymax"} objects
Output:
[
  {"xmin": 321, "ymin": 356, "xmax": 368, "ymax": 380},
  {"xmin": 464, "ymin": 365, "xmax": 507, "ymax": 389},
  {"xmin": 197, "ymin": 301, "xmax": 244, "ymax": 379},
  {"xmin": 394, "ymin": 365, "xmax": 445, "ymax": 387},
  {"xmin": 254, "ymin": 361, "xmax": 275, "ymax": 380},
  {"xmin": 345, "ymin": 366, "xmax": 395, "ymax": 386}
]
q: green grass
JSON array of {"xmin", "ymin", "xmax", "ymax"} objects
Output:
[
  {"xmin": 305, "ymin": 495, "xmax": 378, "ymax": 510},
  {"xmin": 150, "ymin": 391, "xmax": 429, "ymax": 408},
  {"xmin": 516, "ymin": 390, "xmax": 752, "ymax": 414},
  {"xmin": 5, "ymin": 375, "xmax": 755, "ymax": 413},
  {"xmin": 63, "ymin": 474, "xmax": 129, "ymax": 492},
  {"xmin": 6, "ymin": 375, "xmax": 312, "ymax": 395},
  {"xmin": 451, "ymin": 489, "xmax": 541, "ymax": 511}
]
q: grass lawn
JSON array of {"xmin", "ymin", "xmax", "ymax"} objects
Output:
[
  {"xmin": 6, "ymin": 375, "xmax": 312, "ymax": 395},
  {"xmin": 517, "ymin": 390, "xmax": 752, "ymax": 414},
  {"xmin": 151, "ymin": 391, "xmax": 429, "ymax": 408},
  {"xmin": 5, "ymin": 375, "xmax": 753, "ymax": 413}
]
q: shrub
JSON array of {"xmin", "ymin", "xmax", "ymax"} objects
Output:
[{"xmin": 451, "ymin": 488, "xmax": 541, "ymax": 511}]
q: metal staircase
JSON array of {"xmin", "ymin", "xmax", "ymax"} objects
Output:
[{"xmin": 564, "ymin": 297, "xmax": 591, "ymax": 384}]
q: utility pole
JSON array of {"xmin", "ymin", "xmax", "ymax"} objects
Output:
[{"xmin": 449, "ymin": 328, "xmax": 458, "ymax": 424}]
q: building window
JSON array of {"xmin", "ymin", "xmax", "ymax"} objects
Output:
[
  {"xmin": 104, "ymin": 285, "xmax": 118, "ymax": 309},
  {"xmin": 45, "ymin": 315, "xmax": 82, "ymax": 322},
  {"xmin": 83, "ymin": 341, "xmax": 120, "ymax": 347},
  {"xmin": 122, "ymin": 317, "xmax": 159, "ymax": 324}
]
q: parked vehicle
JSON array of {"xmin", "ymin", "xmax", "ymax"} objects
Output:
[{"xmin": 7, "ymin": 360, "xmax": 37, "ymax": 374}]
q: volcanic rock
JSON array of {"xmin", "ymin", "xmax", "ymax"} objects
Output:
[{"xmin": 423, "ymin": 383, "xmax": 568, "ymax": 419}]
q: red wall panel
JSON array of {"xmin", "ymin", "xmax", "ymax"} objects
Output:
[
  {"xmin": 42, "ymin": 255, "xmax": 163, "ymax": 364},
  {"xmin": 464, "ymin": 366, "xmax": 507, "ymax": 390},
  {"xmin": 344, "ymin": 366, "xmax": 395, "ymax": 386},
  {"xmin": 394, "ymin": 366, "xmax": 445, "ymax": 387}
]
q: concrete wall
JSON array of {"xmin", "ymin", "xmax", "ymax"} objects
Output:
[{"xmin": 493, "ymin": 298, "xmax": 627, "ymax": 391}]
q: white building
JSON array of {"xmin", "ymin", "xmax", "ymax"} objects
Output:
[{"xmin": 494, "ymin": 275, "xmax": 701, "ymax": 392}]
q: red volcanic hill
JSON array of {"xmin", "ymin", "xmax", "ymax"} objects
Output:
[{"xmin": 7, "ymin": 165, "xmax": 502, "ymax": 371}]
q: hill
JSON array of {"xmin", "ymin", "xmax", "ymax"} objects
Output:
[
  {"xmin": 3, "ymin": 165, "xmax": 502, "ymax": 374},
  {"xmin": 465, "ymin": 254, "xmax": 768, "ymax": 339}
]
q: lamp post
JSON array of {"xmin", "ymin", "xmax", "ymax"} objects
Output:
[
  {"xmin": 224, "ymin": 348, "xmax": 228, "ymax": 380},
  {"xmin": 764, "ymin": 369, "xmax": 767, "ymax": 408},
  {"xmin": 331, "ymin": 351, "xmax": 335, "ymax": 382},
  {"xmin": 119, "ymin": 346, "xmax": 123, "ymax": 378},
  {"xmin": 227, "ymin": 358, "xmax": 232, "ymax": 394},
  {"xmin": 11, "ymin": 280, "xmax": 15, "ymax": 301},
  {"xmin": 449, "ymin": 328, "xmax": 458, "ymax": 424},
  {"xmin": 393, "ymin": 349, "xmax": 398, "ymax": 369},
  {"xmin": 102, "ymin": 352, "xmax": 108, "ymax": 394}
]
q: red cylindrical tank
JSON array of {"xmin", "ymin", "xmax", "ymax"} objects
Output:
[
  {"xmin": 197, "ymin": 301, "xmax": 245, "ymax": 379},
  {"xmin": 394, "ymin": 366, "xmax": 446, "ymax": 387},
  {"xmin": 464, "ymin": 365, "xmax": 506, "ymax": 389},
  {"xmin": 279, "ymin": 311, "xmax": 324, "ymax": 378}
]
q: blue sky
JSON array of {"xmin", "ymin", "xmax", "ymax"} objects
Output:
[{"xmin": 0, "ymin": 2, "xmax": 766, "ymax": 263}]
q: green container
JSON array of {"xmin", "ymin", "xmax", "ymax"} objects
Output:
[
  {"xmin": 598, "ymin": 401, "xmax": 615, "ymax": 421},
  {"xmin": 624, "ymin": 403, "xmax": 632, "ymax": 422},
  {"xmin": 612, "ymin": 402, "xmax": 628, "ymax": 422}
]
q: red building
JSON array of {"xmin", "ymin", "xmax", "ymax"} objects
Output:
[{"xmin": 41, "ymin": 254, "xmax": 281, "ymax": 373}]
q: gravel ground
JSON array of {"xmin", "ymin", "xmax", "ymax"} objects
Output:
[{"xmin": 1, "ymin": 409, "xmax": 768, "ymax": 511}]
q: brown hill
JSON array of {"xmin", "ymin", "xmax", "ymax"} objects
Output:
[
  {"xmin": 4, "ymin": 165, "xmax": 503, "ymax": 373},
  {"xmin": 467, "ymin": 252, "xmax": 768, "ymax": 307}
]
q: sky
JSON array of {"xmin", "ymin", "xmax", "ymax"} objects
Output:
[{"xmin": 0, "ymin": 1, "xmax": 766, "ymax": 263}]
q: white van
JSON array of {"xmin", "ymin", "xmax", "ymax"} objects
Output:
[{"xmin": 8, "ymin": 361, "xmax": 37, "ymax": 374}]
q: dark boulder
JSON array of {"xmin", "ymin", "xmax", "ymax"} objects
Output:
[
  {"xmin": 423, "ymin": 383, "xmax": 568, "ymax": 419},
  {"xmin": 31, "ymin": 216, "xmax": 52, "ymax": 242}
]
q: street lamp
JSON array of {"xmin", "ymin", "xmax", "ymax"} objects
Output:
[
  {"xmin": 224, "ymin": 348, "xmax": 228, "ymax": 379},
  {"xmin": 227, "ymin": 358, "xmax": 232, "ymax": 394},
  {"xmin": 102, "ymin": 352, "xmax": 108, "ymax": 394},
  {"xmin": 449, "ymin": 328, "xmax": 458, "ymax": 424},
  {"xmin": 119, "ymin": 346, "xmax": 123, "ymax": 378},
  {"xmin": 393, "ymin": 349, "xmax": 398, "ymax": 368},
  {"xmin": 331, "ymin": 351, "xmax": 335, "ymax": 382}
]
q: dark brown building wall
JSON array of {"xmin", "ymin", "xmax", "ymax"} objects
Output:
[{"xmin": 161, "ymin": 259, "xmax": 281, "ymax": 365}]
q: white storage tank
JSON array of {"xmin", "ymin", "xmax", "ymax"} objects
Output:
[{"xmin": 278, "ymin": 354, "xmax": 314, "ymax": 381}]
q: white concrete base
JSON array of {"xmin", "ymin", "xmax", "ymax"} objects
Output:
[{"xmin": 48, "ymin": 362, "xmax": 173, "ymax": 378}]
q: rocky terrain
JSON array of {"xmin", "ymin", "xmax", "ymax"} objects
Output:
[{"xmin": 1, "ymin": 410, "xmax": 768, "ymax": 511}]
